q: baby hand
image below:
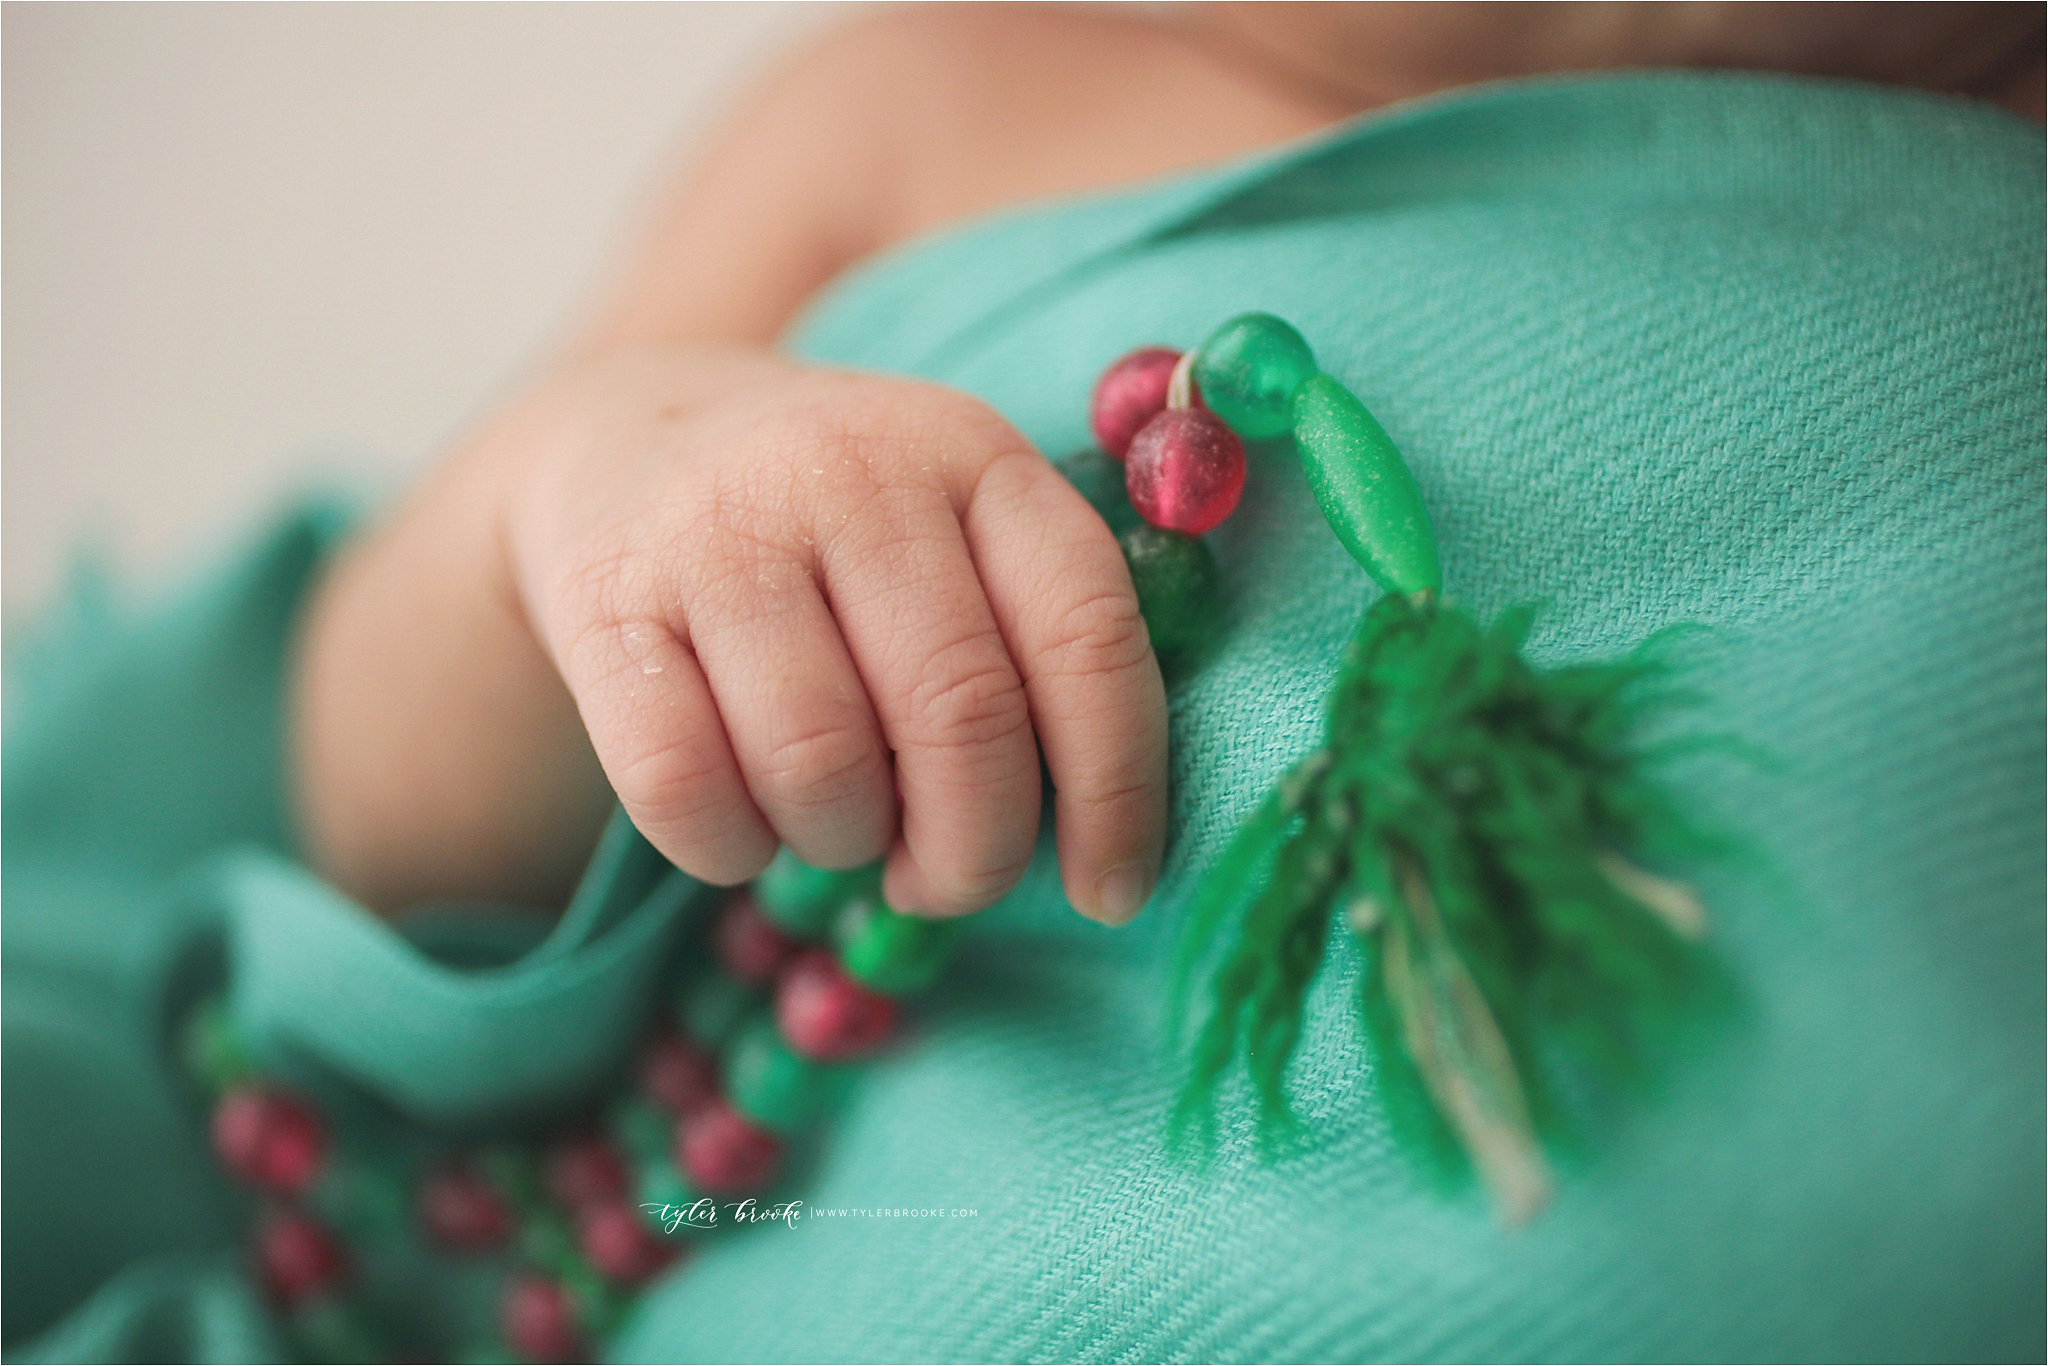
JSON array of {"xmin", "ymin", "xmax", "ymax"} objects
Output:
[{"xmin": 495, "ymin": 345, "xmax": 1167, "ymax": 924}]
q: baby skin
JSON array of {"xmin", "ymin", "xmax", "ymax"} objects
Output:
[{"xmin": 291, "ymin": 2, "xmax": 2044, "ymax": 924}]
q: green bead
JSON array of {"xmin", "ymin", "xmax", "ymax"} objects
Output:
[
  {"xmin": 180, "ymin": 994, "xmax": 254, "ymax": 1091},
  {"xmin": 753, "ymin": 849, "xmax": 880, "ymax": 936},
  {"xmin": 1291, "ymin": 374, "xmax": 1443, "ymax": 598},
  {"xmin": 724, "ymin": 1015, "xmax": 836, "ymax": 1133},
  {"xmin": 475, "ymin": 1143, "xmax": 542, "ymax": 1212},
  {"xmin": 1052, "ymin": 447, "xmax": 1142, "ymax": 535},
  {"xmin": 633, "ymin": 1160, "xmax": 701, "ymax": 1235},
  {"xmin": 517, "ymin": 1207, "xmax": 577, "ymax": 1276},
  {"xmin": 308, "ymin": 1151, "xmax": 411, "ymax": 1242},
  {"xmin": 289, "ymin": 1297, "xmax": 384, "ymax": 1365},
  {"xmin": 1192, "ymin": 312, "xmax": 1317, "ymax": 440},
  {"xmin": 834, "ymin": 895, "xmax": 958, "ymax": 995},
  {"xmin": 564, "ymin": 1262, "xmax": 628, "ymax": 1341},
  {"xmin": 608, "ymin": 1094, "xmax": 674, "ymax": 1167},
  {"xmin": 1119, "ymin": 524, "xmax": 1220, "ymax": 663},
  {"xmin": 676, "ymin": 967, "xmax": 758, "ymax": 1051}
]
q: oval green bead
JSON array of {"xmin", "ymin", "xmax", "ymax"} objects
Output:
[
  {"xmin": 1119, "ymin": 524, "xmax": 1220, "ymax": 663},
  {"xmin": 633, "ymin": 1159, "xmax": 701, "ymax": 1234},
  {"xmin": 308, "ymin": 1150, "xmax": 410, "ymax": 1240},
  {"xmin": 753, "ymin": 848, "xmax": 881, "ymax": 936},
  {"xmin": 1053, "ymin": 447, "xmax": 1142, "ymax": 535},
  {"xmin": 606, "ymin": 1094, "xmax": 675, "ymax": 1167},
  {"xmin": 834, "ymin": 896, "xmax": 959, "ymax": 995},
  {"xmin": 563, "ymin": 1261, "xmax": 628, "ymax": 1340},
  {"xmin": 290, "ymin": 1300, "xmax": 385, "ymax": 1365},
  {"xmin": 676, "ymin": 967, "xmax": 757, "ymax": 1051},
  {"xmin": 724, "ymin": 1015, "xmax": 837, "ymax": 1134},
  {"xmin": 1192, "ymin": 312, "xmax": 1318, "ymax": 440},
  {"xmin": 1290, "ymin": 373, "xmax": 1443, "ymax": 598},
  {"xmin": 517, "ymin": 1206, "xmax": 578, "ymax": 1275},
  {"xmin": 180, "ymin": 995, "xmax": 254, "ymax": 1090},
  {"xmin": 476, "ymin": 1142, "xmax": 544, "ymax": 1213}
]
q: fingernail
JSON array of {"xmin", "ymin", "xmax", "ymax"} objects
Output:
[
  {"xmin": 882, "ymin": 866, "xmax": 925, "ymax": 917},
  {"xmin": 882, "ymin": 863, "xmax": 955, "ymax": 919},
  {"xmin": 1093, "ymin": 861, "xmax": 1155, "ymax": 926}
]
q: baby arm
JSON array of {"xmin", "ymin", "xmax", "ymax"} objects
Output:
[{"xmin": 290, "ymin": 19, "xmax": 1167, "ymax": 926}]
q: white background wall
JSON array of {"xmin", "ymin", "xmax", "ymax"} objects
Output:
[{"xmin": 4, "ymin": 1, "xmax": 843, "ymax": 620}]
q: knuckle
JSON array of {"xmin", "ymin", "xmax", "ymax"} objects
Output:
[
  {"xmin": 610, "ymin": 737, "xmax": 733, "ymax": 834},
  {"xmin": 1035, "ymin": 590, "xmax": 1154, "ymax": 680},
  {"xmin": 545, "ymin": 516, "xmax": 708, "ymax": 672},
  {"xmin": 1062, "ymin": 773, "xmax": 1162, "ymax": 817},
  {"xmin": 773, "ymin": 375, "xmax": 1024, "ymax": 483},
  {"xmin": 922, "ymin": 854, "xmax": 1034, "ymax": 914},
  {"xmin": 551, "ymin": 539, "xmax": 655, "ymax": 646},
  {"xmin": 756, "ymin": 723, "xmax": 881, "ymax": 810},
  {"xmin": 559, "ymin": 612, "xmax": 670, "ymax": 700},
  {"xmin": 918, "ymin": 391, "xmax": 1023, "ymax": 454},
  {"xmin": 907, "ymin": 639, "xmax": 1032, "ymax": 755}
]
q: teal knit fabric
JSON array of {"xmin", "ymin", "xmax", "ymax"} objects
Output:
[{"xmin": 5, "ymin": 72, "xmax": 2042, "ymax": 1363}]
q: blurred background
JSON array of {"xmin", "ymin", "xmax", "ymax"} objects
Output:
[{"xmin": 3, "ymin": 1, "xmax": 843, "ymax": 622}]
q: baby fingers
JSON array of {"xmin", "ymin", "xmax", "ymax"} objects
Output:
[
  {"xmin": 818, "ymin": 479, "xmax": 1047, "ymax": 919},
  {"xmin": 957, "ymin": 451, "xmax": 1167, "ymax": 926},
  {"xmin": 518, "ymin": 361, "xmax": 1165, "ymax": 923}
]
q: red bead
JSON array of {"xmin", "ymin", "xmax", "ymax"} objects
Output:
[
  {"xmin": 775, "ymin": 949, "xmax": 897, "ymax": 1061},
  {"xmin": 544, "ymin": 1135, "xmax": 629, "ymax": 1212},
  {"xmin": 256, "ymin": 1208, "xmax": 348, "ymax": 1305},
  {"xmin": 212, "ymin": 1087, "xmax": 327, "ymax": 1195},
  {"xmin": 641, "ymin": 1030, "xmax": 720, "ymax": 1119},
  {"xmin": 1125, "ymin": 408, "xmax": 1247, "ymax": 536},
  {"xmin": 416, "ymin": 1166, "xmax": 512, "ymax": 1251},
  {"xmin": 503, "ymin": 1273, "xmax": 585, "ymax": 1365},
  {"xmin": 677, "ymin": 1097, "xmax": 781, "ymax": 1194},
  {"xmin": 715, "ymin": 892, "xmax": 801, "ymax": 984},
  {"xmin": 578, "ymin": 1199, "xmax": 682, "ymax": 1284},
  {"xmin": 1090, "ymin": 347, "xmax": 1185, "ymax": 460}
]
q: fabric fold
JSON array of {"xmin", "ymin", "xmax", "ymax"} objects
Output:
[{"xmin": 219, "ymin": 809, "xmax": 704, "ymax": 1128}]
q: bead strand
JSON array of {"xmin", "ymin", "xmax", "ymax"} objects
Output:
[
  {"xmin": 179, "ymin": 850, "xmax": 960, "ymax": 1364},
  {"xmin": 182, "ymin": 317, "xmax": 1340, "ymax": 1362},
  {"xmin": 1074, "ymin": 311, "xmax": 1445, "ymax": 672}
]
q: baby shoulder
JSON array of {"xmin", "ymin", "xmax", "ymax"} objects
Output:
[{"xmin": 769, "ymin": 5, "xmax": 1293, "ymax": 249}]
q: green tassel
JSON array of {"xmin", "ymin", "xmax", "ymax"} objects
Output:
[{"xmin": 1170, "ymin": 592, "xmax": 1720, "ymax": 1219}]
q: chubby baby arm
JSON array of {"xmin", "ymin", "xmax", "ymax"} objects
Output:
[{"xmin": 297, "ymin": 343, "xmax": 1165, "ymax": 924}]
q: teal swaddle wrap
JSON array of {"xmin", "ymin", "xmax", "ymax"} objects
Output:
[{"xmin": 5, "ymin": 72, "xmax": 2042, "ymax": 1363}]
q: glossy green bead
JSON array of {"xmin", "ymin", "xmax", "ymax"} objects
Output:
[
  {"xmin": 289, "ymin": 1299, "xmax": 384, "ymax": 1365},
  {"xmin": 608, "ymin": 1094, "xmax": 674, "ymax": 1168},
  {"xmin": 676, "ymin": 967, "xmax": 757, "ymax": 1051},
  {"xmin": 565, "ymin": 1262, "xmax": 628, "ymax": 1341},
  {"xmin": 1120, "ymin": 524, "xmax": 1220, "ymax": 662},
  {"xmin": 1053, "ymin": 447, "xmax": 1142, "ymax": 535},
  {"xmin": 455, "ymin": 1343, "xmax": 517, "ymax": 1365},
  {"xmin": 1291, "ymin": 373, "xmax": 1443, "ymax": 598},
  {"xmin": 308, "ymin": 1150, "xmax": 410, "ymax": 1242},
  {"xmin": 475, "ymin": 1143, "xmax": 543, "ymax": 1212},
  {"xmin": 1192, "ymin": 312, "xmax": 1317, "ymax": 440},
  {"xmin": 633, "ymin": 1160, "xmax": 700, "ymax": 1235},
  {"xmin": 180, "ymin": 994, "xmax": 254, "ymax": 1091},
  {"xmin": 517, "ymin": 1206, "xmax": 578, "ymax": 1275},
  {"xmin": 724, "ymin": 1015, "xmax": 836, "ymax": 1134},
  {"xmin": 833, "ymin": 896, "xmax": 959, "ymax": 995},
  {"xmin": 753, "ymin": 849, "xmax": 880, "ymax": 936}
]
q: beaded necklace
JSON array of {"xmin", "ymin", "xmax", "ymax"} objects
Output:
[
  {"xmin": 182, "ymin": 860, "xmax": 949, "ymax": 1364},
  {"xmin": 185, "ymin": 313, "xmax": 1716, "ymax": 1361}
]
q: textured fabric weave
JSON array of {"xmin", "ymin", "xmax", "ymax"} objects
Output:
[{"xmin": 4, "ymin": 72, "xmax": 2042, "ymax": 1363}]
